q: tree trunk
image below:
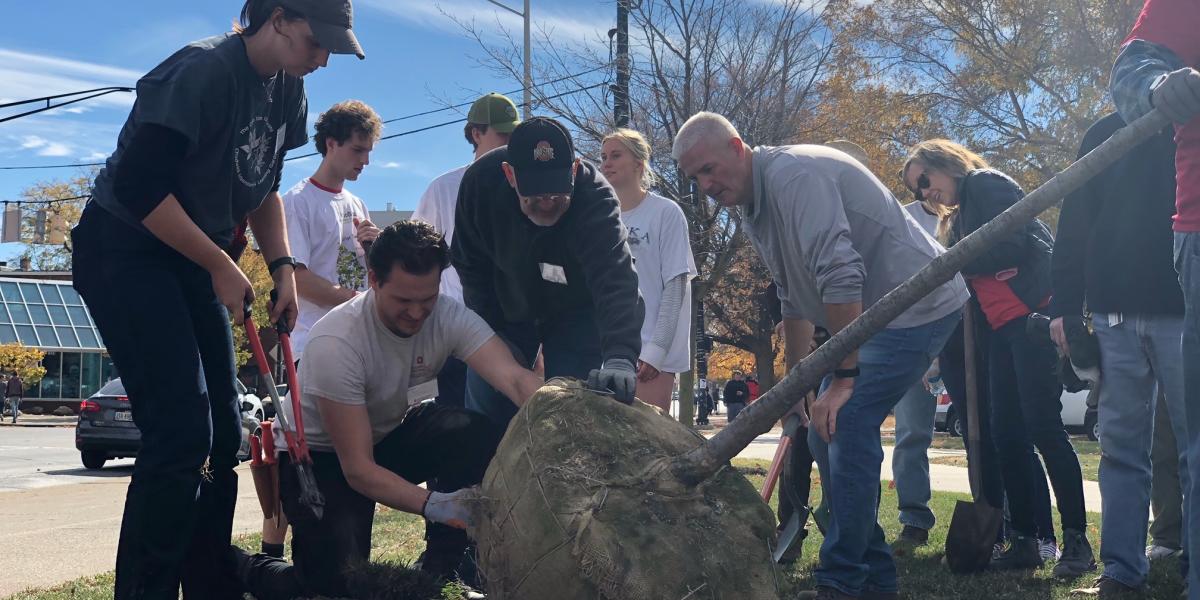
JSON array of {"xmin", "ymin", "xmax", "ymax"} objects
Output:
[
  {"xmin": 678, "ymin": 369, "xmax": 695, "ymax": 426},
  {"xmin": 669, "ymin": 109, "xmax": 1170, "ymax": 486},
  {"xmin": 753, "ymin": 344, "xmax": 777, "ymax": 391}
]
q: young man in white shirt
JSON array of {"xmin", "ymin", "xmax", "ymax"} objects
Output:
[
  {"xmin": 284, "ymin": 99, "xmax": 384, "ymax": 360},
  {"xmin": 412, "ymin": 92, "xmax": 520, "ymax": 409},
  {"xmin": 236, "ymin": 221, "xmax": 544, "ymax": 600}
]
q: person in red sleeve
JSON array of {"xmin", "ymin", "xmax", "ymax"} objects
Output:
[{"xmin": 1111, "ymin": 3, "xmax": 1200, "ymax": 597}]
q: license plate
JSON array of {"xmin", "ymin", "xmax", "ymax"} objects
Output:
[{"xmin": 114, "ymin": 411, "xmax": 132, "ymax": 422}]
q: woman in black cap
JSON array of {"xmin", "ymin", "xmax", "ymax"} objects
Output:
[{"xmin": 70, "ymin": 2, "xmax": 363, "ymax": 598}]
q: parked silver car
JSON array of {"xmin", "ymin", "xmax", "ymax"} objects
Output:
[{"xmin": 75, "ymin": 378, "xmax": 263, "ymax": 470}]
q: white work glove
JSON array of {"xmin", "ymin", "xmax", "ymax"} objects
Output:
[
  {"xmin": 1152, "ymin": 67, "xmax": 1200, "ymax": 124},
  {"xmin": 422, "ymin": 487, "xmax": 480, "ymax": 530},
  {"xmin": 587, "ymin": 357, "xmax": 637, "ymax": 405}
]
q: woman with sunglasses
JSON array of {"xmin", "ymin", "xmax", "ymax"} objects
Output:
[
  {"xmin": 70, "ymin": 2, "xmax": 364, "ymax": 598},
  {"xmin": 901, "ymin": 140, "xmax": 1094, "ymax": 577}
]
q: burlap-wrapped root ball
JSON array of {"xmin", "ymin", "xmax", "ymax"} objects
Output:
[{"xmin": 475, "ymin": 380, "xmax": 781, "ymax": 599}]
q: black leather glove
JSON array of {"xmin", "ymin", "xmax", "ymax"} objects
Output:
[{"xmin": 587, "ymin": 358, "xmax": 637, "ymax": 404}]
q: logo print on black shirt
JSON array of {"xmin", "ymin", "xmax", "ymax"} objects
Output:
[{"xmin": 235, "ymin": 116, "xmax": 278, "ymax": 187}]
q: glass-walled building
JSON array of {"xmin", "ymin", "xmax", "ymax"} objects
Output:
[{"xmin": 0, "ymin": 277, "xmax": 113, "ymax": 406}]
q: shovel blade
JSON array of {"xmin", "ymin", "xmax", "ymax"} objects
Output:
[
  {"xmin": 945, "ymin": 499, "xmax": 1003, "ymax": 574},
  {"xmin": 772, "ymin": 505, "xmax": 810, "ymax": 564}
]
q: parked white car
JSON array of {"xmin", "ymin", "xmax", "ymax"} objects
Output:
[{"xmin": 934, "ymin": 387, "xmax": 1097, "ymax": 441}]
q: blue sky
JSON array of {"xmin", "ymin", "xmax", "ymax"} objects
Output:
[{"xmin": 0, "ymin": 0, "xmax": 618, "ymax": 263}]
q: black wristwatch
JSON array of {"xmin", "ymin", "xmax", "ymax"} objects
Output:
[
  {"xmin": 833, "ymin": 366, "xmax": 860, "ymax": 380},
  {"xmin": 267, "ymin": 256, "xmax": 297, "ymax": 275}
]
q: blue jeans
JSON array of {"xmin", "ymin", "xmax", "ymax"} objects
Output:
[
  {"xmin": 465, "ymin": 308, "xmax": 602, "ymax": 435},
  {"xmin": 1092, "ymin": 312, "xmax": 1189, "ymax": 588},
  {"xmin": 892, "ymin": 380, "xmax": 936, "ymax": 530},
  {"xmin": 726, "ymin": 401, "xmax": 746, "ymax": 422},
  {"xmin": 1175, "ymin": 232, "xmax": 1200, "ymax": 600},
  {"xmin": 809, "ymin": 309, "xmax": 959, "ymax": 596},
  {"xmin": 72, "ymin": 206, "xmax": 243, "ymax": 600}
]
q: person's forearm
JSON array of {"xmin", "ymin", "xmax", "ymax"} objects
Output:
[
  {"xmin": 344, "ymin": 462, "xmax": 430, "ymax": 515},
  {"xmin": 142, "ymin": 195, "xmax": 239, "ymax": 274},
  {"xmin": 824, "ymin": 302, "xmax": 862, "ymax": 370},
  {"xmin": 504, "ymin": 371, "xmax": 544, "ymax": 408},
  {"xmin": 783, "ymin": 318, "xmax": 815, "ymax": 370},
  {"xmin": 247, "ymin": 192, "xmax": 291, "ymax": 263},
  {"xmin": 295, "ymin": 267, "xmax": 357, "ymax": 308}
]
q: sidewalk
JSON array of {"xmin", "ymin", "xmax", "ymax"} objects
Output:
[
  {"xmin": 0, "ymin": 415, "xmax": 76, "ymax": 428},
  {"xmin": 731, "ymin": 430, "xmax": 1104, "ymax": 514}
]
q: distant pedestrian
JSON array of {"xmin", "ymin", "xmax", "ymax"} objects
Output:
[
  {"xmin": 6, "ymin": 372, "xmax": 23, "ymax": 423},
  {"xmin": 723, "ymin": 371, "xmax": 750, "ymax": 422},
  {"xmin": 746, "ymin": 376, "xmax": 761, "ymax": 403}
]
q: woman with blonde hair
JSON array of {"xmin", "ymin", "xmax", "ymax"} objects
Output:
[
  {"xmin": 600, "ymin": 128, "xmax": 696, "ymax": 413},
  {"xmin": 901, "ymin": 140, "xmax": 1093, "ymax": 577}
]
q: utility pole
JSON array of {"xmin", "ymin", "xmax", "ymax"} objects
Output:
[
  {"xmin": 613, "ymin": 0, "xmax": 630, "ymax": 127},
  {"xmin": 486, "ymin": 0, "xmax": 533, "ymax": 116}
]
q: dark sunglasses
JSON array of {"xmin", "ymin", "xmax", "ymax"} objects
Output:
[{"xmin": 910, "ymin": 171, "xmax": 931, "ymax": 201}]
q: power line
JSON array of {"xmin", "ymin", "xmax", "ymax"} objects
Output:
[
  {"xmin": 0, "ymin": 87, "xmax": 135, "ymax": 124},
  {"xmin": 1, "ymin": 194, "xmax": 90, "ymax": 206},
  {"xmin": 381, "ymin": 64, "xmax": 611, "ymax": 125},
  {"xmin": 1, "ymin": 79, "xmax": 611, "ymax": 171}
]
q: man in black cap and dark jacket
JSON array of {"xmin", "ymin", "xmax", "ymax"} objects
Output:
[
  {"xmin": 1049, "ymin": 112, "xmax": 1187, "ymax": 595},
  {"xmin": 453, "ymin": 116, "xmax": 644, "ymax": 433}
]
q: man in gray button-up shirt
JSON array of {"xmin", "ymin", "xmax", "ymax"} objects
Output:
[{"xmin": 674, "ymin": 112, "xmax": 966, "ymax": 598}]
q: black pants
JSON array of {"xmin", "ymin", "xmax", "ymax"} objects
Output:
[
  {"xmin": 988, "ymin": 315, "xmax": 1086, "ymax": 535},
  {"xmin": 779, "ymin": 422, "xmax": 815, "ymax": 531},
  {"xmin": 239, "ymin": 402, "xmax": 498, "ymax": 600},
  {"xmin": 940, "ymin": 314, "xmax": 1056, "ymax": 541},
  {"xmin": 73, "ymin": 206, "xmax": 244, "ymax": 600}
]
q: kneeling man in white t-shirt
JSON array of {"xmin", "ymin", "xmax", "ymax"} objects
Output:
[{"xmin": 237, "ymin": 221, "xmax": 543, "ymax": 600}]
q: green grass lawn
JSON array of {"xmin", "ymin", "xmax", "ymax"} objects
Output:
[{"xmin": 6, "ymin": 458, "xmax": 1180, "ymax": 600}]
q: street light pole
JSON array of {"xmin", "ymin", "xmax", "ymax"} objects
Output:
[
  {"xmin": 486, "ymin": 0, "xmax": 533, "ymax": 117},
  {"xmin": 614, "ymin": 0, "xmax": 630, "ymax": 127}
]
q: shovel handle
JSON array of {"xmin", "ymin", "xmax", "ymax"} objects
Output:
[{"xmin": 249, "ymin": 434, "xmax": 263, "ymax": 467}]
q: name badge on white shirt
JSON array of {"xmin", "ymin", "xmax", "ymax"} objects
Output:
[
  {"xmin": 540, "ymin": 263, "xmax": 568, "ymax": 285},
  {"xmin": 406, "ymin": 379, "xmax": 439, "ymax": 406}
]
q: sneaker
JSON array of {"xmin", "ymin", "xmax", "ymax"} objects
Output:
[
  {"xmin": 1054, "ymin": 529, "xmax": 1097, "ymax": 578},
  {"xmin": 1069, "ymin": 576, "xmax": 1139, "ymax": 597},
  {"xmin": 1040, "ymin": 538, "xmax": 1061, "ymax": 562},
  {"xmin": 1146, "ymin": 545, "xmax": 1182, "ymax": 561},
  {"xmin": 990, "ymin": 533, "xmax": 1043, "ymax": 570},
  {"xmin": 895, "ymin": 525, "xmax": 929, "ymax": 547}
]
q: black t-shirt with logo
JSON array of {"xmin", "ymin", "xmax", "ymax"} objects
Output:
[{"xmin": 90, "ymin": 34, "xmax": 308, "ymax": 247}]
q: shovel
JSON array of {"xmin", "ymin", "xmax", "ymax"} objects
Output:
[
  {"xmin": 945, "ymin": 307, "xmax": 1003, "ymax": 574},
  {"xmin": 244, "ymin": 299, "xmax": 325, "ymax": 520},
  {"xmin": 762, "ymin": 413, "xmax": 812, "ymax": 563}
]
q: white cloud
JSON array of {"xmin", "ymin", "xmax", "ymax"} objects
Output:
[
  {"xmin": 0, "ymin": 48, "xmax": 140, "ymax": 114},
  {"xmin": 20, "ymin": 136, "xmax": 47, "ymax": 149},
  {"xmin": 80, "ymin": 151, "xmax": 108, "ymax": 161},
  {"xmin": 37, "ymin": 143, "xmax": 72, "ymax": 157}
]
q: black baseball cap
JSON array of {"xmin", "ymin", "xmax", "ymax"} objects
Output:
[
  {"xmin": 506, "ymin": 117, "xmax": 576, "ymax": 196},
  {"xmin": 279, "ymin": 0, "xmax": 365, "ymax": 60}
]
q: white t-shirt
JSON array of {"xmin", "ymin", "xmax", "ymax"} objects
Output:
[
  {"xmin": 621, "ymin": 192, "xmax": 697, "ymax": 373},
  {"xmin": 286, "ymin": 289, "xmax": 494, "ymax": 451},
  {"xmin": 283, "ymin": 178, "xmax": 371, "ymax": 357},
  {"xmin": 413, "ymin": 165, "xmax": 468, "ymax": 301},
  {"xmin": 903, "ymin": 200, "xmax": 940, "ymax": 238}
]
